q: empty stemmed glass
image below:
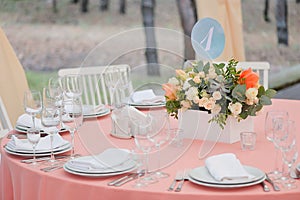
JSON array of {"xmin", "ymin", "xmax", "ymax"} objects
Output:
[
  {"xmin": 265, "ymin": 111, "xmax": 289, "ymax": 179},
  {"xmin": 41, "ymin": 88, "xmax": 60, "ymax": 164},
  {"xmin": 133, "ymin": 115, "xmax": 158, "ymax": 186},
  {"xmin": 62, "ymin": 98, "xmax": 83, "ymax": 159},
  {"xmin": 282, "ymin": 144, "xmax": 298, "ymax": 189},
  {"xmin": 24, "ymin": 90, "xmax": 42, "ymax": 129},
  {"xmin": 104, "ymin": 67, "xmax": 121, "ymax": 109},
  {"xmin": 27, "ymin": 128, "xmax": 41, "ymax": 167},
  {"xmin": 147, "ymin": 110, "xmax": 170, "ymax": 179}
]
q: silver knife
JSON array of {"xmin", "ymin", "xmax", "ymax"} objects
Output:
[
  {"xmin": 261, "ymin": 181, "xmax": 270, "ymax": 192},
  {"xmin": 265, "ymin": 174, "xmax": 280, "ymax": 191},
  {"xmin": 113, "ymin": 170, "xmax": 145, "ymax": 187},
  {"xmin": 21, "ymin": 154, "xmax": 77, "ymax": 163},
  {"xmin": 107, "ymin": 173, "xmax": 137, "ymax": 186}
]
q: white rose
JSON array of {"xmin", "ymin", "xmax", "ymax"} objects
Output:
[
  {"xmin": 185, "ymin": 87, "xmax": 198, "ymax": 101},
  {"xmin": 198, "ymin": 71, "xmax": 205, "ymax": 78},
  {"xmin": 168, "ymin": 77, "xmax": 179, "ymax": 86},
  {"xmin": 212, "ymin": 91, "xmax": 222, "ymax": 100},
  {"xmin": 182, "ymin": 79, "xmax": 191, "ymax": 90},
  {"xmin": 228, "ymin": 102, "xmax": 242, "ymax": 116},
  {"xmin": 204, "ymin": 98, "xmax": 216, "ymax": 110},
  {"xmin": 193, "ymin": 75, "xmax": 201, "ymax": 84},
  {"xmin": 193, "ymin": 96, "xmax": 200, "ymax": 104},
  {"xmin": 245, "ymin": 88, "xmax": 258, "ymax": 100},
  {"xmin": 211, "ymin": 104, "xmax": 222, "ymax": 114},
  {"xmin": 181, "ymin": 100, "xmax": 191, "ymax": 111}
]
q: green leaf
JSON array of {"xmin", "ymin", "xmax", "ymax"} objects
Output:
[
  {"xmin": 265, "ymin": 89, "xmax": 277, "ymax": 98},
  {"xmin": 259, "ymin": 95, "xmax": 272, "ymax": 105},
  {"xmin": 203, "ymin": 62, "xmax": 210, "ymax": 74},
  {"xmin": 257, "ymin": 86, "xmax": 265, "ymax": 97},
  {"xmin": 232, "ymin": 84, "xmax": 246, "ymax": 101}
]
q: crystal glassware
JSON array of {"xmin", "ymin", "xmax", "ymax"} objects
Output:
[
  {"xmin": 282, "ymin": 145, "xmax": 298, "ymax": 189},
  {"xmin": 104, "ymin": 67, "xmax": 121, "ymax": 109},
  {"xmin": 61, "ymin": 74, "xmax": 83, "ymax": 99},
  {"xmin": 41, "ymin": 88, "xmax": 60, "ymax": 164},
  {"xmin": 264, "ymin": 111, "xmax": 289, "ymax": 179},
  {"xmin": 27, "ymin": 128, "xmax": 41, "ymax": 167},
  {"xmin": 62, "ymin": 98, "xmax": 83, "ymax": 159},
  {"xmin": 24, "ymin": 90, "xmax": 42, "ymax": 129}
]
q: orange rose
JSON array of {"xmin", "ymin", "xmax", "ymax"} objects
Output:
[
  {"xmin": 238, "ymin": 68, "xmax": 259, "ymax": 89},
  {"xmin": 162, "ymin": 83, "xmax": 177, "ymax": 100}
]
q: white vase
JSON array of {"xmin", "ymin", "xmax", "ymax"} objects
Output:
[{"xmin": 178, "ymin": 109, "xmax": 254, "ymax": 144}]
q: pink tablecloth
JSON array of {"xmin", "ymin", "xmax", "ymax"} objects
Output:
[{"xmin": 1, "ymin": 99, "xmax": 300, "ymax": 200}]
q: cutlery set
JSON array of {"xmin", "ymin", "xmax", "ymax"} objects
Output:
[
  {"xmin": 168, "ymin": 170, "xmax": 190, "ymax": 192},
  {"xmin": 107, "ymin": 170, "xmax": 145, "ymax": 187}
]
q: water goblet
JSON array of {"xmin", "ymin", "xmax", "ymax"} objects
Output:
[
  {"xmin": 133, "ymin": 116, "xmax": 158, "ymax": 185},
  {"xmin": 264, "ymin": 111, "xmax": 289, "ymax": 179},
  {"xmin": 147, "ymin": 110, "xmax": 170, "ymax": 179},
  {"xmin": 24, "ymin": 90, "xmax": 42, "ymax": 128},
  {"xmin": 104, "ymin": 67, "xmax": 121, "ymax": 109},
  {"xmin": 41, "ymin": 88, "xmax": 60, "ymax": 164},
  {"xmin": 282, "ymin": 145, "xmax": 298, "ymax": 189},
  {"xmin": 27, "ymin": 128, "xmax": 41, "ymax": 167},
  {"xmin": 62, "ymin": 98, "xmax": 83, "ymax": 159}
]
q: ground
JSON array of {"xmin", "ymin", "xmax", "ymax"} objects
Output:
[{"xmin": 0, "ymin": 0, "xmax": 299, "ymax": 81}]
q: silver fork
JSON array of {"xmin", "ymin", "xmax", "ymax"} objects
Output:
[
  {"xmin": 168, "ymin": 171, "xmax": 183, "ymax": 191},
  {"xmin": 175, "ymin": 169, "xmax": 190, "ymax": 192}
]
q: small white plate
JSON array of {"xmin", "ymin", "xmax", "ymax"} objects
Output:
[
  {"xmin": 189, "ymin": 165, "xmax": 265, "ymax": 185},
  {"xmin": 4, "ymin": 144, "xmax": 72, "ymax": 157},
  {"xmin": 83, "ymin": 108, "xmax": 110, "ymax": 119},
  {"xmin": 63, "ymin": 163, "xmax": 137, "ymax": 177},
  {"xmin": 5, "ymin": 142, "xmax": 71, "ymax": 154},
  {"xmin": 15, "ymin": 125, "xmax": 66, "ymax": 134}
]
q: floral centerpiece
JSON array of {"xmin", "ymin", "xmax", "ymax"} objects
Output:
[{"xmin": 162, "ymin": 59, "xmax": 276, "ymax": 129}]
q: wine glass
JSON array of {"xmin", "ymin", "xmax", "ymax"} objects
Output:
[
  {"xmin": 104, "ymin": 67, "xmax": 121, "ymax": 109},
  {"xmin": 27, "ymin": 128, "xmax": 41, "ymax": 167},
  {"xmin": 133, "ymin": 115, "xmax": 157, "ymax": 185},
  {"xmin": 61, "ymin": 74, "xmax": 83, "ymax": 98},
  {"xmin": 62, "ymin": 98, "xmax": 83, "ymax": 159},
  {"xmin": 41, "ymin": 88, "xmax": 60, "ymax": 164},
  {"xmin": 147, "ymin": 110, "xmax": 170, "ymax": 179},
  {"xmin": 282, "ymin": 145, "xmax": 298, "ymax": 189},
  {"xmin": 264, "ymin": 111, "xmax": 289, "ymax": 179},
  {"xmin": 24, "ymin": 90, "xmax": 42, "ymax": 129}
]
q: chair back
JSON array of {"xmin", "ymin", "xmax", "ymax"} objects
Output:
[
  {"xmin": 58, "ymin": 65, "xmax": 132, "ymax": 106},
  {"xmin": 0, "ymin": 96, "xmax": 12, "ymax": 138}
]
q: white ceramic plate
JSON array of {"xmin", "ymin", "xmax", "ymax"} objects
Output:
[
  {"xmin": 63, "ymin": 163, "xmax": 137, "ymax": 177},
  {"xmin": 5, "ymin": 142, "xmax": 71, "ymax": 154},
  {"xmin": 64, "ymin": 158, "xmax": 136, "ymax": 174},
  {"xmin": 15, "ymin": 125, "xmax": 66, "ymax": 134},
  {"xmin": 83, "ymin": 108, "xmax": 110, "ymax": 119},
  {"xmin": 4, "ymin": 144, "xmax": 72, "ymax": 157},
  {"xmin": 128, "ymin": 103, "xmax": 165, "ymax": 109},
  {"xmin": 188, "ymin": 175, "xmax": 265, "ymax": 188},
  {"xmin": 189, "ymin": 165, "xmax": 265, "ymax": 185}
]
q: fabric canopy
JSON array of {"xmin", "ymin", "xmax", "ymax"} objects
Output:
[
  {"xmin": 0, "ymin": 27, "xmax": 29, "ymax": 127},
  {"xmin": 195, "ymin": 0, "xmax": 245, "ymax": 61}
]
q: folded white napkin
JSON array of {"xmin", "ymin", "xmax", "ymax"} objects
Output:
[
  {"xmin": 68, "ymin": 148, "xmax": 130, "ymax": 171},
  {"xmin": 16, "ymin": 114, "xmax": 43, "ymax": 129},
  {"xmin": 205, "ymin": 153, "xmax": 254, "ymax": 181},
  {"xmin": 131, "ymin": 89, "xmax": 164, "ymax": 104},
  {"xmin": 82, "ymin": 104, "xmax": 105, "ymax": 115},
  {"xmin": 7, "ymin": 134, "xmax": 68, "ymax": 151}
]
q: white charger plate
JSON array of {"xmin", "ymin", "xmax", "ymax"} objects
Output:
[
  {"xmin": 83, "ymin": 107, "xmax": 110, "ymax": 119},
  {"xmin": 63, "ymin": 163, "xmax": 137, "ymax": 177},
  {"xmin": 189, "ymin": 165, "xmax": 265, "ymax": 185},
  {"xmin": 188, "ymin": 175, "xmax": 265, "ymax": 188},
  {"xmin": 64, "ymin": 157, "xmax": 136, "ymax": 174},
  {"xmin": 4, "ymin": 144, "xmax": 72, "ymax": 157}
]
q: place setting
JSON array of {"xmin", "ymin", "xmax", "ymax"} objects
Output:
[
  {"xmin": 127, "ymin": 89, "xmax": 165, "ymax": 109},
  {"xmin": 82, "ymin": 104, "xmax": 110, "ymax": 119}
]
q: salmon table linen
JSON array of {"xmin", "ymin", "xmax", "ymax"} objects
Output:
[{"xmin": 1, "ymin": 99, "xmax": 300, "ymax": 200}]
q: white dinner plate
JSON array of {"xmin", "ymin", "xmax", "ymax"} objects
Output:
[
  {"xmin": 63, "ymin": 163, "xmax": 137, "ymax": 177},
  {"xmin": 83, "ymin": 107, "xmax": 110, "ymax": 119},
  {"xmin": 5, "ymin": 141, "xmax": 71, "ymax": 154},
  {"xmin": 188, "ymin": 175, "xmax": 265, "ymax": 189},
  {"xmin": 4, "ymin": 144, "xmax": 72, "ymax": 157},
  {"xmin": 128, "ymin": 102, "xmax": 165, "ymax": 109},
  {"xmin": 15, "ymin": 125, "xmax": 66, "ymax": 134},
  {"xmin": 189, "ymin": 165, "xmax": 265, "ymax": 185},
  {"xmin": 64, "ymin": 158, "xmax": 136, "ymax": 174}
]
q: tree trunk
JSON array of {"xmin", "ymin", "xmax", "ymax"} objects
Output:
[
  {"xmin": 141, "ymin": 0, "xmax": 159, "ymax": 76},
  {"xmin": 52, "ymin": 0, "xmax": 58, "ymax": 13},
  {"xmin": 100, "ymin": 0, "xmax": 109, "ymax": 11},
  {"xmin": 276, "ymin": 0, "xmax": 288, "ymax": 45},
  {"xmin": 176, "ymin": 0, "xmax": 197, "ymax": 61},
  {"xmin": 264, "ymin": 0, "xmax": 271, "ymax": 22},
  {"xmin": 120, "ymin": 0, "xmax": 126, "ymax": 14}
]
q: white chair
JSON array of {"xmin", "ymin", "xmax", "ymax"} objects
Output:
[
  {"xmin": 58, "ymin": 65, "xmax": 132, "ymax": 106},
  {"xmin": 237, "ymin": 62, "xmax": 270, "ymax": 89}
]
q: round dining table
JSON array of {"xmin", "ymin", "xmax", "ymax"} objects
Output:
[{"xmin": 1, "ymin": 99, "xmax": 300, "ymax": 200}]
